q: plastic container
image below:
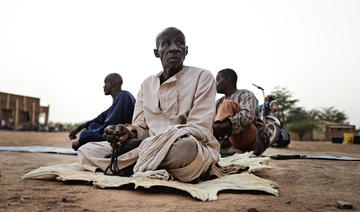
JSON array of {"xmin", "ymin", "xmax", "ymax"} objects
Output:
[
  {"xmin": 354, "ymin": 136, "xmax": 360, "ymax": 144},
  {"xmin": 331, "ymin": 137, "xmax": 343, "ymax": 144},
  {"xmin": 343, "ymin": 133, "xmax": 355, "ymax": 144}
]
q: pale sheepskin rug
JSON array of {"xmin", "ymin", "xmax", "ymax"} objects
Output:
[{"xmin": 22, "ymin": 152, "xmax": 278, "ymax": 201}]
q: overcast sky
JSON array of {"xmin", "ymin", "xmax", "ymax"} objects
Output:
[{"xmin": 1, "ymin": 0, "xmax": 359, "ymax": 128}]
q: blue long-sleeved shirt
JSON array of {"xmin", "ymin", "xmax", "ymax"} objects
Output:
[{"xmin": 84, "ymin": 90, "xmax": 136, "ymax": 134}]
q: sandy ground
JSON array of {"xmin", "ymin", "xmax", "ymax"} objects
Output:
[{"xmin": 0, "ymin": 130, "xmax": 360, "ymax": 212}]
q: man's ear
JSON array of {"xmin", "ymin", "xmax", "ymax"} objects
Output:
[
  {"xmin": 185, "ymin": 46, "xmax": 188, "ymax": 56},
  {"xmin": 154, "ymin": 49, "xmax": 160, "ymax": 57},
  {"xmin": 108, "ymin": 81, "xmax": 114, "ymax": 88}
]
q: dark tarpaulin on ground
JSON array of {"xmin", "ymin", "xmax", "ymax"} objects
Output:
[
  {"xmin": 0, "ymin": 146, "xmax": 76, "ymax": 155},
  {"xmin": 269, "ymin": 154, "xmax": 360, "ymax": 161}
]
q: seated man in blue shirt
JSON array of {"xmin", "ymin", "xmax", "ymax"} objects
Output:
[{"xmin": 69, "ymin": 73, "xmax": 136, "ymax": 150}]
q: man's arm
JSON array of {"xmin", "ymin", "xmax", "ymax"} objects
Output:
[
  {"xmin": 68, "ymin": 108, "xmax": 108, "ymax": 140},
  {"xmin": 127, "ymin": 84, "xmax": 149, "ymax": 139},
  {"xmin": 104, "ymin": 93, "xmax": 135, "ymax": 126},
  {"xmin": 69, "ymin": 123, "xmax": 87, "ymax": 140},
  {"xmin": 212, "ymin": 97, "xmax": 232, "ymax": 139},
  {"xmin": 85, "ymin": 110, "xmax": 109, "ymax": 127},
  {"xmin": 103, "ymin": 84, "xmax": 148, "ymax": 145},
  {"xmin": 186, "ymin": 70, "xmax": 216, "ymax": 131},
  {"xmin": 212, "ymin": 119, "xmax": 232, "ymax": 139},
  {"xmin": 228, "ymin": 90, "xmax": 258, "ymax": 134}
]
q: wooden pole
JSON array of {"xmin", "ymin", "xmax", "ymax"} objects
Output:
[
  {"xmin": 15, "ymin": 99, "xmax": 19, "ymax": 127},
  {"xmin": 6, "ymin": 94, "xmax": 10, "ymax": 109},
  {"xmin": 32, "ymin": 102, "xmax": 36, "ymax": 124},
  {"xmin": 23, "ymin": 96, "xmax": 27, "ymax": 111},
  {"xmin": 45, "ymin": 105, "xmax": 49, "ymax": 126}
]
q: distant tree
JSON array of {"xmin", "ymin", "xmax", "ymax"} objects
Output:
[
  {"xmin": 308, "ymin": 109, "xmax": 321, "ymax": 120},
  {"xmin": 284, "ymin": 107, "xmax": 317, "ymax": 140},
  {"xmin": 286, "ymin": 107, "xmax": 312, "ymax": 123},
  {"xmin": 285, "ymin": 120, "xmax": 317, "ymax": 141},
  {"xmin": 270, "ymin": 86, "xmax": 299, "ymax": 125},
  {"xmin": 317, "ymin": 107, "xmax": 348, "ymax": 124}
]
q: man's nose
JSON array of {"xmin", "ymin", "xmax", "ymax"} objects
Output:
[{"xmin": 169, "ymin": 42, "xmax": 180, "ymax": 51}]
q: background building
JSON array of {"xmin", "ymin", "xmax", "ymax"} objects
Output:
[
  {"xmin": 0, "ymin": 92, "xmax": 49, "ymax": 129},
  {"xmin": 289, "ymin": 120, "xmax": 356, "ymax": 141}
]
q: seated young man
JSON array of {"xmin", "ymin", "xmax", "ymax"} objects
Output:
[
  {"xmin": 77, "ymin": 27, "xmax": 220, "ymax": 182},
  {"xmin": 69, "ymin": 73, "xmax": 135, "ymax": 150},
  {"xmin": 212, "ymin": 68, "xmax": 271, "ymax": 156}
]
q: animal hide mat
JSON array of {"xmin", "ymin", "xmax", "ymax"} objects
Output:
[{"xmin": 22, "ymin": 152, "xmax": 278, "ymax": 201}]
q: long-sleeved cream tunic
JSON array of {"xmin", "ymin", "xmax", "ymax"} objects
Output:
[{"xmin": 131, "ymin": 66, "xmax": 217, "ymax": 139}]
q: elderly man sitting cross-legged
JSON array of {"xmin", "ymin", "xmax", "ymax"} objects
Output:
[{"xmin": 77, "ymin": 27, "xmax": 220, "ymax": 182}]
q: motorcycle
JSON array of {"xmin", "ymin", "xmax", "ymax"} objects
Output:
[{"xmin": 253, "ymin": 84, "xmax": 282, "ymax": 146}]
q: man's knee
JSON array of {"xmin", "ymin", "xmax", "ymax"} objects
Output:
[
  {"xmin": 161, "ymin": 136, "xmax": 198, "ymax": 169},
  {"xmin": 229, "ymin": 123, "xmax": 257, "ymax": 151},
  {"xmin": 77, "ymin": 142, "xmax": 98, "ymax": 158},
  {"xmin": 79, "ymin": 130, "xmax": 104, "ymax": 145},
  {"xmin": 77, "ymin": 142, "xmax": 90, "ymax": 158},
  {"xmin": 77, "ymin": 143, "xmax": 89, "ymax": 165}
]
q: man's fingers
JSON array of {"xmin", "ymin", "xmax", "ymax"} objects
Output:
[
  {"xmin": 104, "ymin": 124, "xmax": 130, "ymax": 144},
  {"xmin": 103, "ymin": 133, "xmax": 108, "ymax": 140},
  {"xmin": 118, "ymin": 134, "xmax": 128, "ymax": 142},
  {"xmin": 103, "ymin": 133, "xmax": 118, "ymax": 141},
  {"xmin": 104, "ymin": 125, "xmax": 117, "ymax": 134},
  {"xmin": 115, "ymin": 124, "xmax": 127, "ymax": 135}
]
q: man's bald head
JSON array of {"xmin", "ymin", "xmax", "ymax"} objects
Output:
[
  {"xmin": 216, "ymin": 69, "xmax": 237, "ymax": 94},
  {"xmin": 155, "ymin": 27, "xmax": 186, "ymax": 48},
  {"xmin": 106, "ymin": 73, "xmax": 123, "ymax": 87},
  {"xmin": 104, "ymin": 73, "xmax": 123, "ymax": 96},
  {"xmin": 218, "ymin": 69, "xmax": 237, "ymax": 87}
]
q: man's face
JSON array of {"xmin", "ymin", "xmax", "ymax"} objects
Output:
[
  {"xmin": 155, "ymin": 30, "xmax": 188, "ymax": 70},
  {"xmin": 216, "ymin": 73, "xmax": 228, "ymax": 94},
  {"xmin": 103, "ymin": 77, "xmax": 112, "ymax": 95}
]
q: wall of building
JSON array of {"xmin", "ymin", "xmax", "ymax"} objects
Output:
[
  {"xmin": 325, "ymin": 125, "xmax": 356, "ymax": 140},
  {"xmin": 0, "ymin": 92, "xmax": 49, "ymax": 128},
  {"xmin": 288, "ymin": 131, "xmax": 312, "ymax": 141},
  {"xmin": 288, "ymin": 120, "xmax": 356, "ymax": 141}
]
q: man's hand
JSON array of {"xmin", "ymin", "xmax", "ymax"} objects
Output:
[
  {"xmin": 103, "ymin": 124, "xmax": 136, "ymax": 148},
  {"xmin": 212, "ymin": 119, "xmax": 232, "ymax": 139},
  {"xmin": 69, "ymin": 124, "xmax": 86, "ymax": 140},
  {"xmin": 69, "ymin": 124, "xmax": 86, "ymax": 150},
  {"xmin": 69, "ymin": 128, "xmax": 79, "ymax": 140}
]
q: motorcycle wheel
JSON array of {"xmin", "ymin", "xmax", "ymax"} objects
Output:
[{"xmin": 265, "ymin": 118, "xmax": 280, "ymax": 146}]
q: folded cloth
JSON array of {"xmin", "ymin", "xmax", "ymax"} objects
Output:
[
  {"xmin": 133, "ymin": 124, "xmax": 218, "ymax": 182},
  {"xmin": 215, "ymin": 100, "xmax": 240, "ymax": 122}
]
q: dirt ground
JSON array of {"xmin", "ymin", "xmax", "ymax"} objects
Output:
[{"xmin": 0, "ymin": 130, "xmax": 360, "ymax": 212}]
